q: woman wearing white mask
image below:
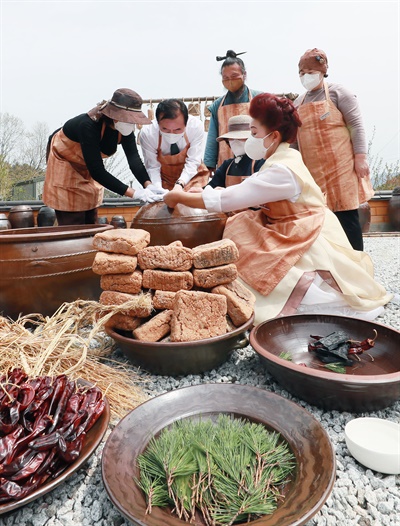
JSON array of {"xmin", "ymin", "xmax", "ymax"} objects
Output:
[
  {"xmin": 44, "ymin": 88, "xmax": 160, "ymax": 225},
  {"xmin": 164, "ymin": 93, "xmax": 391, "ymax": 325},
  {"xmin": 293, "ymin": 48, "xmax": 373, "ymax": 251},
  {"xmin": 139, "ymin": 99, "xmax": 209, "ymax": 191},
  {"xmin": 207, "ymin": 115, "xmax": 265, "ymax": 189}
]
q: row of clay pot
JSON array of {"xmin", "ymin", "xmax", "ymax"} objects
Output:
[
  {"xmin": 0, "ymin": 208, "xmax": 128, "ymax": 230},
  {"xmin": 0, "ymin": 205, "xmax": 57, "ymax": 230}
]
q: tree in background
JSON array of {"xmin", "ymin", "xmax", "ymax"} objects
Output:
[{"xmin": 0, "ymin": 113, "xmax": 48, "ymax": 199}]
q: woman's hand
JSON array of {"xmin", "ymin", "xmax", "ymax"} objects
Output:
[
  {"xmin": 164, "ymin": 188, "xmax": 183, "ymax": 208},
  {"xmin": 354, "ymin": 153, "xmax": 370, "ymax": 179}
]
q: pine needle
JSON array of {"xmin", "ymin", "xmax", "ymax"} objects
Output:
[{"xmin": 136, "ymin": 414, "xmax": 296, "ymax": 525}]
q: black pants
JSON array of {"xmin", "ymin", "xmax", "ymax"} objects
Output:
[
  {"xmin": 55, "ymin": 208, "xmax": 98, "ymax": 226},
  {"xmin": 334, "ymin": 209, "xmax": 363, "ymax": 251}
]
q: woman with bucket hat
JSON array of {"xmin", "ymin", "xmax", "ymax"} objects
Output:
[
  {"xmin": 204, "ymin": 50, "xmax": 261, "ymax": 174},
  {"xmin": 293, "ymin": 48, "xmax": 374, "ymax": 250},
  {"xmin": 43, "ymin": 88, "xmax": 162, "ymax": 225},
  {"xmin": 207, "ymin": 114, "xmax": 265, "ymax": 188}
]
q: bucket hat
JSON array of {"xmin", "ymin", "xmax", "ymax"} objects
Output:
[
  {"xmin": 217, "ymin": 114, "xmax": 252, "ymax": 142},
  {"xmin": 99, "ymin": 88, "xmax": 151, "ymax": 125}
]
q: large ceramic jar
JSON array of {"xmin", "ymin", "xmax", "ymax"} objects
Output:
[
  {"xmin": 110, "ymin": 215, "xmax": 127, "ymax": 229},
  {"xmin": 8, "ymin": 205, "xmax": 35, "ymax": 229},
  {"xmin": 358, "ymin": 202, "xmax": 371, "ymax": 233},
  {"xmin": 0, "ymin": 224, "xmax": 113, "ymax": 320},
  {"xmin": 37, "ymin": 206, "xmax": 56, "ymax": 227},
  {"xmin": 388, "ymin": 187, "xmax": 400, "ymax": 232},
  {"xmin": 131, "ymin": 202, "xmax": 227, "ymax": 248}
]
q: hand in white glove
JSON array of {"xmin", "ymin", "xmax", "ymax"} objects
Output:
[
  {"xmin": 146, "ymin": 183, "xmax": 169, "ymax": 195},
  {"xmin": 134, "ymin": 188, "xmax": 164, "ymax": 203}
]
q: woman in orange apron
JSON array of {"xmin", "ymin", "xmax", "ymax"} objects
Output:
[
  {"xmin": 164, "ymin": 93, "xmax": 391, "ymax": 325},
  {"xmin": 294, "ymin": 48, "xmax": 374, "ymax": 250},
  {"xmin": 204, "ymin": 50, "xmax": 261, "ymax": 172},
  {"xmin": 139, "ymin": 99, "xmax": 209, "ymax": 191},
  {"xmin": 43, "ymin": 88, "xmax": 160, "ymax": 225}
]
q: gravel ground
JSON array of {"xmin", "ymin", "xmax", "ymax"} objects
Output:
[{"xmin": 1, "ymin": 235, "xmax": 399, "ymax": 526}]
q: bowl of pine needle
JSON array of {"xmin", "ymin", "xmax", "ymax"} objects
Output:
[
  {"xmin": 101, "ymin": 383, "xmax": 335, "ymax": 526},
  {"xmin": 250, "ymin": 314, "xmax": 400, "ymax": 412}
]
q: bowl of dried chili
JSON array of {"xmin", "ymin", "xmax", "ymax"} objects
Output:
[
  {"xmin": 0, "ymin": 372, "xmax": 110, "ymax": 514},
  {"xmin": 250, "ymin": 314, "xmax": 400, "ymax": 412}
]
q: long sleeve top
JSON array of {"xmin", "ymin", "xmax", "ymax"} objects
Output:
[
  {"xmin": 204, "ymin": 87, "xmax": 261, "ymax": 168},
  {"xmin": 202, "ymin": 161, "xmax": 301, "ymax": 213},
  {"xmin": 207, "ymin": 155, "xmax": 265, "ymax": 188},
  {"xmin": 138, "ymin": 116, "xmax": 205, "ymax": 186},
  {"xmin": 292, "ymin": 83, "xmax": 367, "ymax": 154},
  {"xmin": 62, "ymin": 113, "xmax": 150, "ymax": 195}
]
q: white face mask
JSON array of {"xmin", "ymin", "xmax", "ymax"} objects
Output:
[
  {"xmin": 160, "ymin": 131, "xmax": 185, "ymax": 145},
  {"xmin": 114, "ymin": 121, "xmax": 135, "ymax": 136},
  {"xmin": 245, "ymin": 132, "xmax": 273, "ymax": 160},
  {"xmin": 229, "ymin": 139, "xmax": 246, "ymax": 158},
  {"xmin": 300, "ymin": 73, "xmax": 322, "ymax": 91}
]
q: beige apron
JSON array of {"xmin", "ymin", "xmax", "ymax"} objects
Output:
[
  {"xmin": 217, "ymin": 88, "xmax": 253, "ymax": 166},
  {"xmin": 296, "ymin": 82, "xmax": 374, "ymax": 212},
  {"xmin": 43, "ymin": 122, "xmax": 115, "ymax": 212},
  {"xmin": 225, "ymin": 159, "xmax": 256, "ymax": 187},
  {"xmin": 156, "ymin": 133, "xmax": 209, "ymax": 191}
]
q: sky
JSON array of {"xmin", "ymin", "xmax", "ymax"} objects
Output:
[{"xmin": 1, "ymin": 0, "xmax": 399, "ymax": 174}]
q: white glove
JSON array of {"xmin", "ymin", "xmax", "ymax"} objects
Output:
[
  {"xmin": 146, "ymin": 183, "xmax": 169, "ymax": 195},
  {"xmin": 134, "ymin": 188, "xmax": 164, "ymax": 203}
]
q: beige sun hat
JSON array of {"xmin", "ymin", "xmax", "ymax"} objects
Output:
[{"xmin": 217, "ymin": 114, "xmax": 252, "ymax": 142}]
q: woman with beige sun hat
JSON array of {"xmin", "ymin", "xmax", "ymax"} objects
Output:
[{"xmin": 206, "ymin": 114, "xmax": 265, "ymax": 189}]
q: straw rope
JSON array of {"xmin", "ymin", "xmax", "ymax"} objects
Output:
[{"xmin": 0, "ymin": 298, "xmax": 151, "ymax": 421}]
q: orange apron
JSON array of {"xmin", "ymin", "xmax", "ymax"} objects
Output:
[
  {"xmin": 223, "ymin": 144, "xmax": 326, "ymax": 297},
  {"xmin": 296, "ymin": 83, "xmax": 374, "ymax": 212},
  {"xmin": 156, "ymin": 133, "xmax": 209, "ymax": 191},
  {"xmin": 43, "ymin": 122, "xmax": 115, "ymax": 212},
  {"xmin": 217, "ymin": 88, "xmax": 253, "ymax": 166},
  {"xmin": 225, "ymin": 159, "xmax": 256, "ymax": 187}
]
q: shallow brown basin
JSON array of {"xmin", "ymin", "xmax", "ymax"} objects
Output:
[
  {"xmin": 105, "ymin": 314, "xmax": 254, "ymax": 376},
  {"xmin": 250, "ymin": 314, "xmax": 400, "ymax": 412},
  {"xmin": 102, "ymin": 384, "xmax": 336, "ymax": 526},
  {"xmin": 131, "ymin": 202, "xmax": 227, "ymax": 248},
  {"xmin": 0, "ymin": 224, "xmax": 113, "ymax": 319}
]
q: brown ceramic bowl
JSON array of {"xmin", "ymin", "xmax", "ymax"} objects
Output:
[
  {"xmin": 105, "ymin": 314, "xmax": 254, "ymax": 376},
  {"xmin": 131, "ymin": 202, "xmax": 227, "ymax": 248},
  {"xmin": 102, "ymin": 384, "xmax": 336, "ymax": 526},
  {"xmin": 250, "ymin": 314, "xmax": 400, "ymax": 412},
  {"xmin": 0, "ymin": 381, "xmax": 110, "ymax": 515}
]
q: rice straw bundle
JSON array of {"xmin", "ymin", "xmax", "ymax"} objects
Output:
[{"xmin": 0, "ymin": 297, "xmax": 153, "ymax": 421}]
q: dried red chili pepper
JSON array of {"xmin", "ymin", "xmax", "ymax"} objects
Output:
[
  {"xmin": 48, "ymin": 379, "xmax": 76, "ymax": 433},
  {"xmin": 0, "ymin": 425, "xmax": 24, "ymax": 464},
  {"xmin": 58, "ymin": 433, "xmax": 85, "ymax": 463},
  {"xmin": 9, "ymin": 450, "xmax": 49, "ymax": 481}
]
